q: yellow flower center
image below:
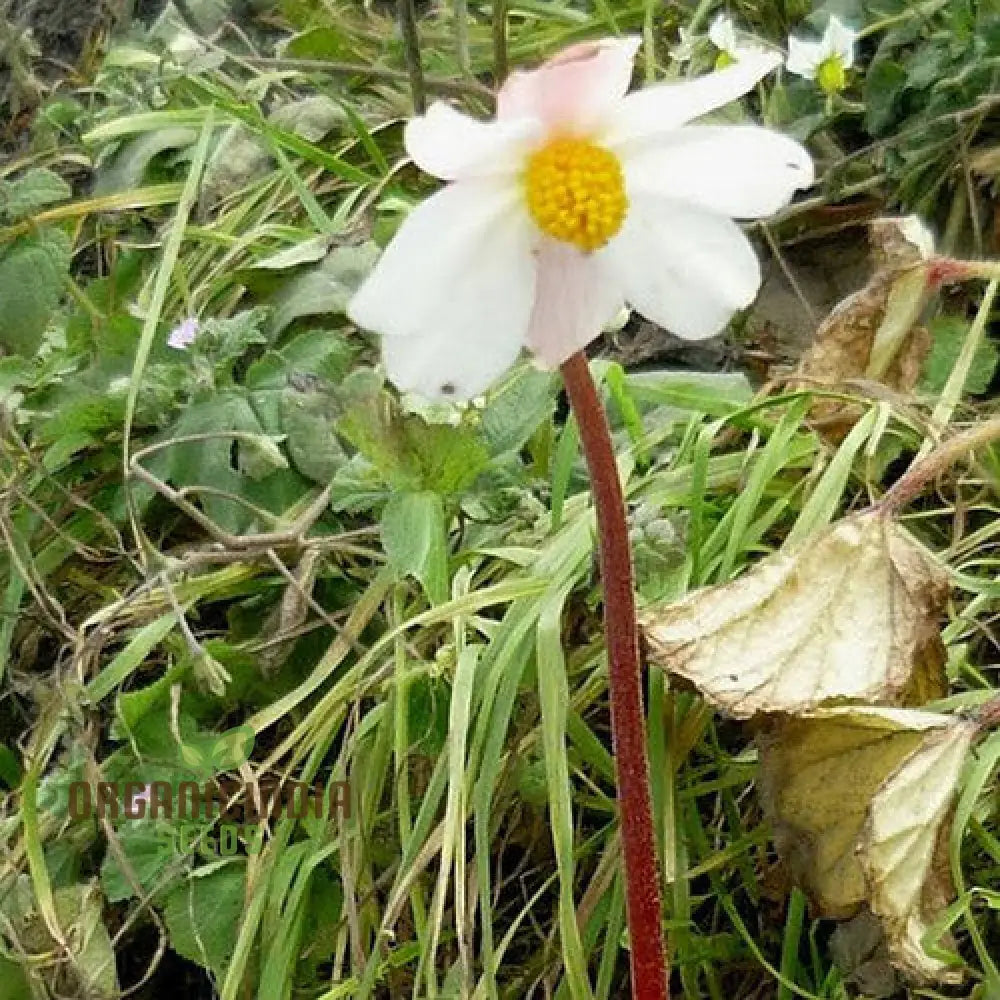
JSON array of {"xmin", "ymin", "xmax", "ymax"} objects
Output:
[
  {"xmin": 524, "ymin": 136, "xmax": 627, "ymax": 252},
  {"xmin": 714, "ymin": 50, "xmax": 735, "ymax": 69},
  {"xmin": 816, "ymin": 55, "xmax": 847, "ymax": 94}
]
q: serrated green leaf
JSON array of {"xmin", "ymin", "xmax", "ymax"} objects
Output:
[
  {"xmin": 197, "ymin": 307, "xmax": 270, "ymax": 364},
  {"xmin": 0, "ymin": 168, "xmax": 71, "ymax": 220},
  {"xmin": 280, "ymin": 385, "xmax": 346, "ymax": 483},
  {"xmin": 101, "ymin": 827, "xmax": 177, "ymax": 903},
  {"xmin": 146, "ymin": 393, "xmax": 266, "ymax": 533},
  {"xmin": 163, "ymin": 863, "xmax": 247, "ymax": 976},
  {"xmin": 381, "ymin": 490, "xmax": 449, "ymax": 603},
  {"xmin": 338, "ymin": 377, "xmax": 488, "ymax": 494},
  {"xmin": 481, "ymin": 369, "xmax": 556, "ymax": 455},
  {"xmin": 269, "ymin": 243, "xmax": 378, "ymax": 334},
  {"xmin": 0, "ymin": 229, "xmax": 71, "ymax": 356}
]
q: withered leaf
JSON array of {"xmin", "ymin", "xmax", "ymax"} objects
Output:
[
  {"xmin": 862, "ymin": 716, "xmax": 976, "ymax": 984},
  {"xmin": 640, "ymin": 512, "xmax": 948, "ymax": 718},
  {"xmin": 758, "ymin": 706, "xmax": 974, "ymax": 985},
  {"xmin": 796, "ymin": 216, "xmax": 934, "ymax": 392}
]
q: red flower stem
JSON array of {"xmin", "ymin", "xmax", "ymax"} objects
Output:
[{"xmin": 560, "ymin": 351, "xmax": 669, "ymax": 1000}]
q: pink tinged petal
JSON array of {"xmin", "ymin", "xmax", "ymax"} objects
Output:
[
  {"xmin": 623, "ymin": 125, "xmax": 814, "ymax": 219},
  {"xmin": 604, "ymin": 50, "xmax": 782, "ymax": 147},
  {"xmin": 497, "ymin": 36, "xmax": 640, "ymax": 131},
  {"xmin": 404, "ymin": 102, "xmax": 542, "ymax": 181},
  {"xmin": 601, "ymin": 195, "xmax": 761, "ymax": 340},
  {"xmin": 525, "ymin": 239, "xmax": 624, "ymax": 367},
  {"xmin": 366, "ymin": 191, "xmax": 538, "ymax": 400},
  {"xmin": 349, "ymin": 178, "xmax": 523, "ymax": 341},
  {"xmin": 168, "ymin": 317, "xmax": 199, "ymax": 349}
]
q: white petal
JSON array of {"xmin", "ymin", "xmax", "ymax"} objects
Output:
[
  {"xmin": 623, "ymin": 125, "xmax": 814, "ymax": 219},
  {"xmin": 498, "ymin": 36, "xmax": 640, "ymax": 132},
  {"xmin": 372, "ymin": 196, "xmax": 538, "ymax": 400},
  {"xmin": 709, "ymin": 14, "xmax": 737, "ymax": 55},
  {"xmin": 349, "ymin": 179, "xmax": 522, "ymax": 340},
  {"xmin": 604, "ymin": 50, "xmax": 782, "ymax": 147},
  {"xmin": 601, "ymin": 195, "xmax": 761, "ymax": 340},
  {"xmin": 404, "ymin": 102, "xmax": 541, "ymax": 181},
  {"xmin": 786, "ymin": 36, "xmax": 821, "ymax": 77},
  {"xmin": 525, "ymin": 239, "xmax": 623, "ymax": 367},
  {"xmin": 824, "ymin": 15, "xmax": 857, "ymax": 69}
]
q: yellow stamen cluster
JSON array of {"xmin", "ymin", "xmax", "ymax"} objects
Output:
[
  {"xmin": 816, "ymin": 55, "xmax": 847, "ymax": 94},
  {"xmin": 524, "ymin": 137, "xmax": 627, "ymax": 252}
]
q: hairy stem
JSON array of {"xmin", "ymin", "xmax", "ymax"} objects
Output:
[
  {"xmin": 881, "ymin": 414, "xmax": 1000, "ymax": 514},
  {"xmin": 560, "ymin": 352, "xmax": 669, "ymax": 1000}
]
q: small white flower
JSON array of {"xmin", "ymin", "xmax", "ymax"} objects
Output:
[
  {"xmin": 349, "ymin": 39, "xmax": 813, "ymax": 401},
  {"xmin": 709, "ymin": 15, "xmax": 739, "ymax": 60},
  {"xmin": 168, "ymin": 317, "xmax": 200, "ymax": 349},
  {"xmin": 709, "ymin": 14, "xmax": 772, "ymax": 67},
  {"xmin": 786, "ymin": 15, "xmax": 857, "ymax": 94}
]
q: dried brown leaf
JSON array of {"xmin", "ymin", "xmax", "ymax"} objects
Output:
[
  {"xmin": 794, "ymin": 217, "xmax": 935, "ymax": 433},
  {"xmin": 758, "ymin": 706, "xmax": 973, "ymax": 985},
  {"xmin": 862, "ymin": 717, "xmax": 975, "ymax": 984},
  {"xmin": 640, "ymin": 511, "xmax": 948, "ymax": 718}
]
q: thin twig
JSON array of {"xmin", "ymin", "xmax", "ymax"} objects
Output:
[
  {"xmin": 396, "ymin": 0, "xmax": 427, "ymax": 113},
  {"xmin": 881, "ymin": 415, "xmax": 1000, "ymax": 515}
]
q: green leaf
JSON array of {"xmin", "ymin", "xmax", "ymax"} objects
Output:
[
  {"xmin": 269, "ymin": 95, "xmax": 346, "ymax": 142},
  {"xmin": 0, "ymin": 743, "xmax": 22, "ymax": 787},
  {"xmin": 252, "ymin": 235, "xmax": 333, "ymax": 271},
  {"xmin": 201, "ymin": 125, "xmax": 271, "ymax": 208},
  {"xmin": 146, "ymin": 393, "xmax": 267, "ymax": 533},
  {"xmin": 16, "ymin": 884, "xmax": 119, "ymax": 997},
  {"xmin": 0, "ymin": 955, "xmax": 31, "ymax": 1000},
  {"xmin": 101, "ymin": 826, "xmax": 177, "ymax": 903},
  {"xmin": 94, "ymin": 127, "xmax": 199, "ymax": 194},
  {"xmin": 481, "ymin": 369, "xmax": 556, "ymax": 455},
  {"xmin": 0, "ymin": 228, "xmax": 71, "ymax": 356},
  {"xmin": 0, "ymin": 168, "xmax": 72, "ymax": 220},
  {"xmin": 864, "ymin": 60, "xmax": 908, "ymax": 135},
  {"xmin": 246, "ymin": 328, "xmax": 355, "ymax": 390},
  {"xmin": 284, "ymin": 26, "xmax": 355, "ymax": 60},
  {"xmin": 381, "ymin": 491, "xmax": 449, "ymax": 603},
  {"xmin": 269, "ymin": 243, "xmax": 378, "ymax": 334},
  {"xmin": 196, "ymin": 307, "xmax": 269, "ymax": 364},
  {"xmin": 163, "ymin": 863, "xmax": 247, "ymax": 976},
  {"xmin": 338, "ymin": 376, "xmax": 489, "ymax": 494},
  {"xmin": 280, "ymin": 383, "xmax": 347, "ymax": 483},
  {"xmin": 920, "ymin": 316, "xmax": 999, "ymax": 395}
]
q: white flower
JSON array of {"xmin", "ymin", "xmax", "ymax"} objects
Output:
[
  {"xmin": 349, "ymin": 38, "xmax": 814, "ymax": 400},
  {"xmin": 709, "ymin": 14, "xmax": 772, "ymax": 67},
  {"xmin": 786, "ymin": 15, "xmax": 857, "ymax": 93},
  {"xmin": 709, "ymin": 14, "xmax": 740, "ymax": 62},
  {"xmin": 167, "ymin": 316, "xmax": 199, "ymax": 349}
]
